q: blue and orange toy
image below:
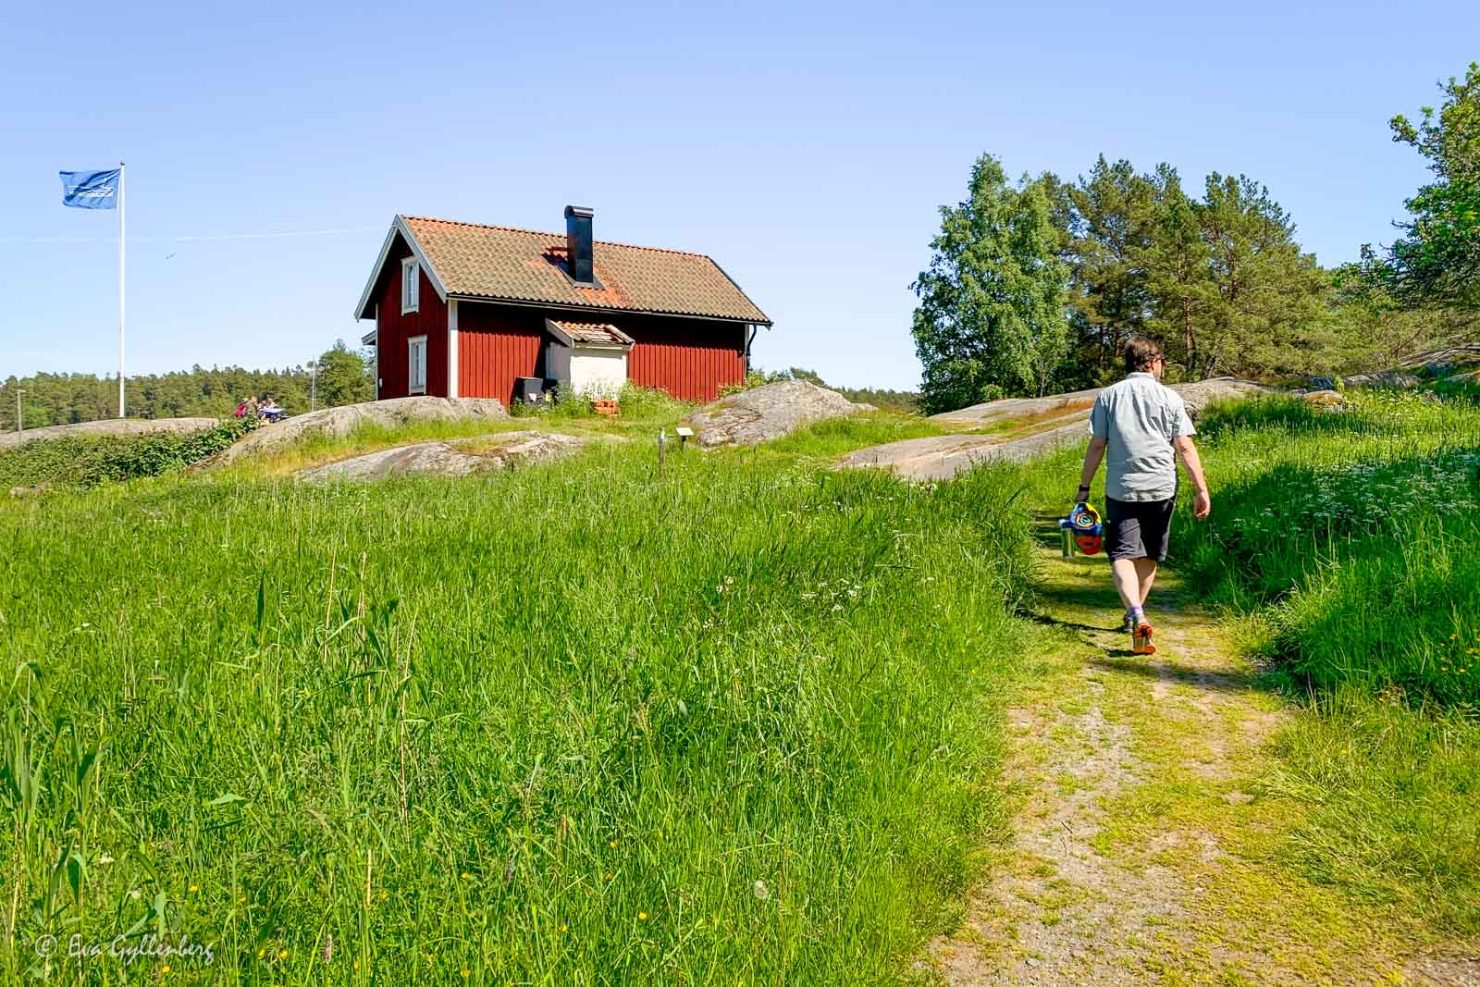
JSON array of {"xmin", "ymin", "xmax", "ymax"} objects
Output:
[{"xmin": 1059, "ymin": 501, "xmax": 1104, "ymax": 557}]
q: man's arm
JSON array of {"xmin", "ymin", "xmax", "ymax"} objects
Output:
[
  {"xmin": 1076, "ymin": 435, "xmax": 1107, "ymax": 503},
  {"xmin": 1173, "ymin": 435, "xmax": 1211, "ymax": 519}
]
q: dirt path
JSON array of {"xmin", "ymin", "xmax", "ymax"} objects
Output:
[{"xmin": 927, "ymin": 542, "xmax": 1471, "ymax": 986}]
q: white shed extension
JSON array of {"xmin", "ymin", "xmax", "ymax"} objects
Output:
[{"xmin": 544, "ymin": 319, "xmax": 634, "ymax": 398}]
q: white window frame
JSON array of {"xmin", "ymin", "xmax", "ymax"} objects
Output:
[
  {"xmin": 408, "ymin": 335, "xmax": 427, "ymax": 395},
  {"xmin": 401, "ymin": 257, "xmax": 420, "ymax": 314}
]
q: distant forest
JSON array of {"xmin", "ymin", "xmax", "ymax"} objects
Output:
[
  {"xmin": 1, "ymin": 341, "xmax": 373, "ymax": 430},
  {"xmin": 1, "ymin": 346, "xmax": 919, "ymax": 431}
]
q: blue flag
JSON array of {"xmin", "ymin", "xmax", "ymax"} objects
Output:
[{"xmin": 60, "ymin": 168, "xmax": 121, "ymax": 209}]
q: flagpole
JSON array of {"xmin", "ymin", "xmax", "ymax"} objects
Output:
[{"xmin": 118, "ymin": 161, "xmax": 126, "ymax": 418}]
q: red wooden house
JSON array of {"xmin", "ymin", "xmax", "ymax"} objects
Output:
[{"xmin": 355, "ymin": 206, "xmax": 771, "ymax": 405}]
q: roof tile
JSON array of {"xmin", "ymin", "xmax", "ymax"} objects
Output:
[{"xmin": 402, "ymin": 216, "xmax": 769, "ymax": 324}]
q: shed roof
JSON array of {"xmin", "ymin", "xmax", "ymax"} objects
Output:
[
  {"xmin": 356, "ymin": 215, "xmax": 770, "ymax": 325},
  {"xmin": 545, "ymin": 319, "xmax": 634, "ymax": 348}
]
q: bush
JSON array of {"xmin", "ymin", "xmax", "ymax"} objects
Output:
[{"xmin": 0, "ymin": 417, "xmax": 259, "ymax": 489}]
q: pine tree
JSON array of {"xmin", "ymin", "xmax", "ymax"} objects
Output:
[
  {"xmin": 1066, "ymin": 157, "xmax": 1159, "ymax": 376},
  {"xmin": 1197, "ymin": 174, "xmax": 1330, "ymax": 378},
  {"xmin": 1143, "ymin": 165, "xmax": 1213, "ymax": 379}
]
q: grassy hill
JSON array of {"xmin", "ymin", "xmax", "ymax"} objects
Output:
[{"xmin": 0, "ymin": 388, "xmax": 1475, "ymax": 981}]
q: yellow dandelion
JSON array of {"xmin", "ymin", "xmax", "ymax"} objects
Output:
[
  {"xmin": 161, "ymin": 963, "xmax": 171, "ymax": 974},
  {"xmin": 603, "ymin": 871, "xmax": 613, "ymax": 881},
  {"xmin": 559, "ymin": 923, "xmax": 568, "ymax": 934},
  {"xmin": 608, "ymin": 840, "xmax": 618, "ymax": 849},
  {"xmin": 188, "ymin": 883, "xmax": 200, "ymax": 894},
  {"xmin": 257, "ymin": 948, "xmax": 266, "ymax": 959},
  {"xmin": 638, "ymin": 911, "xmax": 649, "ymax": 921},
  {"xmin": 278, "ymin": 948, "xmax": 288, "ymax": 960},
  {"xmin": 460, "ymin": 871, "xmax": 472, "ymax": 880}
]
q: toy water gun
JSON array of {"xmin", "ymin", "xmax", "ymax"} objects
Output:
[{"xmin": 1059, "ymin": 501, "xmax": 1104, "ymax": 557}]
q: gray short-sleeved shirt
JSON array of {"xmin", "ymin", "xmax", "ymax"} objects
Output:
[{"xmin": 1088, "ymin": 373, "xmax": 1195, "ymax": 502}]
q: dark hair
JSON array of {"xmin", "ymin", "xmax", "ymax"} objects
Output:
[{"xmin": 1123, "ymin": 336, "xmax": 1165, "ymax": 374}]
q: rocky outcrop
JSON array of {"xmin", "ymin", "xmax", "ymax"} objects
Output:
[
  {"xmin": 0, "ymin": 417, "xmax": 219, "ymax": 452},
  {"xmin": 927, "ymin": 387, "xmax": 1103, "ymax": 428},
  {"xmin": 929, "ymin": 379, "xmax": 1271, "ymax": 429},
  {"xmin": 1331, "ymin": 343, "xmax": 1480, "ymax": 389},
  {"xmin": 295, "ymin": 431, "xmax": 584, "ymax": 482},
  {"xmin": 684, "ymin": 381, "xmax": 873, "ymax": 448},
  {"xmin": 839, "ymin": 422, "xmax": 1088, "ymax": 482},
  {"xmin": 1167, "ymin": 378, "xmax": 1276, "ymax": 415},
  {"xmin": 845, "ymin": 377, "xmax": 1274, "ymax": 482},
  {"xmin": 210, "ymin": 397, "xmax": 509, "ymax": 465}
]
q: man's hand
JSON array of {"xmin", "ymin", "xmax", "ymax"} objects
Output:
[{"xmin": 1192, "ymin": 488, "xmax": 1211, "ymax": 520}]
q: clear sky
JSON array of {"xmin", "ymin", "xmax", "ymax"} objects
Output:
[{"xmin": 0, "ymin": 1, "xmax": 1474, "ymax": 390}]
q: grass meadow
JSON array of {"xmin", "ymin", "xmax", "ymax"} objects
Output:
[
  {"xmin": 3, "ymin": 387, "xmax": 1478, "ymax": 980},
  {"xmin": 0, "ymin": 429, "xmax": 1033, "ymax": 983}
]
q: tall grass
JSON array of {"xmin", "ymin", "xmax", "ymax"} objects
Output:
[
  {"xmin": 0, "ymin": 439, "xmax": 1033, "ymax": 982},
  {"xmin": 1177, "ymin": 394, "xmax": 1480, "ymax": 706},
  {"xmin": 1265, "ymin": 685, "xmax": 1480, "ymax": 933}
]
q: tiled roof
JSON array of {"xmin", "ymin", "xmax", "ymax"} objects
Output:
[
  {"xmin": 546, "ymin": 319, "xmax": 633, "ymax": 347},
  {"xmin": 401, "ymin": 216, "xmax": 770, "ymax": 324}
]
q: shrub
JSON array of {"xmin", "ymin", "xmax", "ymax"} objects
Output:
[{"xmin": 0, "ymin": 417, "xmax": 259, "ymax": 489}]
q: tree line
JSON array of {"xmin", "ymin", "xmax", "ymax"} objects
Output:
[
  {"xmin": 913, "ymin": 63, "xmax": 1480, "ymax": 413},
  {"xmin": 1, "ymin": 341, "xmax": 374, "ymax": 430}
]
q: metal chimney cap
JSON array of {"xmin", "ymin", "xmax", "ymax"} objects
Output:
[{"xmin": 564, "ymin": 205, "xmax": 594, "ymax": 219}]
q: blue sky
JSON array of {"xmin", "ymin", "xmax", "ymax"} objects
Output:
[{"xmin": 0, "ymin": 1, "xmax": 1474, "ymax": 391}]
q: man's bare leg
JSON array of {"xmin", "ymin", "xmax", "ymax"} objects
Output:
[
  {"xmin": 1136, "ymin": 558, "xmax": 1158, "ymax": 607},
  {"xmin": 1111, "ymin": 558, "xmax": 1143, "ymax": 612}
]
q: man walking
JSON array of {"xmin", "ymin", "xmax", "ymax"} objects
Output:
[{"xmin": 1075, "ymin": 337, "xmax": 1211, "ymax": 655}]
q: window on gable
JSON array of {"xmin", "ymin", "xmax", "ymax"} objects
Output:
[
  {"xmin": 408, "ymin": 335, "xmax": 427, "ymax": 394},
  {"xmin": 401, "ymin": 257, "xmax": 420, "ymax": 314}
]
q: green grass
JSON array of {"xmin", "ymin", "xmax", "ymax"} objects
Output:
[
  {"xmin": 1178, "ymin": 393, "xmax": 1480, "ymax": 934},
  {"xmin": 1179, "ymin": 393, "xmax": 1480, "ymax": 706},
  {"xmin": 7, "ymin": 386, "xmax": 1478, "ymax": 980},
  {"xmin": 0, "ymin": 434, "xmax": 1033, "ymax": 983},
  {"xmin": 741, "ymin": 412, "xmax": 948, "ymax": 460},
  {"xmin": 1264, "ymin": 685, "xmax": 1480, "ymax": 934}
]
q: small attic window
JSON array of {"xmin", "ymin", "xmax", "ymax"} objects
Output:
[{"xmin": 401, "ymin": 257, "xmax": 420, "ymax": 314}]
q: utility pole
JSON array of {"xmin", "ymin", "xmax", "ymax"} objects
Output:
[
  {"xmin": 310, "ymin": 361, "xmax": 318, "ymax": 412},
  {"xmin": 14, "ymin": 388, "xmax": 22, "ymax": 434}
]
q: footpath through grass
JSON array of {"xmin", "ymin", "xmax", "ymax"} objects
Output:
[
  {"xmin": 0, "ymin": 431, "xmax": 1031, "ymax": 983},
  {"xmin": 1003, "ymin": 389, "xmax": 1480, "ymax": 942}
]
